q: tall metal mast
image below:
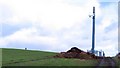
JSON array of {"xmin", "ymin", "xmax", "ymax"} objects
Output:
[{"xmin": 91, "ymin": 7, "xmax": 95, "ymax": 54}]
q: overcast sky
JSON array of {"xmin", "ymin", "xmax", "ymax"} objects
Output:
[{"xmin": 0, "ymin": 0, "xmax": 119, "ymax": 56}]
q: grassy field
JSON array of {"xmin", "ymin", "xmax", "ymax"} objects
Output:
[
  {"xmin": 117, "ymin": 57, "xmax": 120, "ymax": 68},
  {"xmin": 2, "ymin": 48, "xmax": 98, "ymax": 66},
  {"xmin": 0, "ymin": 48, "xmax": 2, "ymax": 66},
  {"xmin": 117, "ymin": 59, "xmax": 120, "ymax": 68},
  {"xmin": 113, "ymin": 55, "xmax": 120, "ymax": 68}
]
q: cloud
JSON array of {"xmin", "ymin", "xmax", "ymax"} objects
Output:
[
  {"xmin": 3, "ymin": 27, "xmax": 57, "ymax": 44},
  {"xmin": 0, "ymin": 0, "xmax": 100, "ymax": 29},
  {"xmin": 98, "ymin": 0, "xmax": 119, "ymax": 2},
  {"xmin": 0, "ymin": 0, "xmax": 118, "ymax": 56},
  {"xmin": 1, "ymin": 27, "xmax": 71, "ymax": 52}
]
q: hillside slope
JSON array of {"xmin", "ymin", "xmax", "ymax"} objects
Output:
[
  {"xmin": 2, "ymin": 48, "xmax": 98, "ymax": 66},
  {"xmin": 2, "ymin": 48, "xmax": 57, "ymax": 66}
]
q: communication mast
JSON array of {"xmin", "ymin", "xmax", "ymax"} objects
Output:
[
  {"xmin": 91, "ymin": 7, "xmax": 95, "ymax": 54},
  {"xmin": 88, "ymin": 7, "xmax": 104, "ymax": 57}
]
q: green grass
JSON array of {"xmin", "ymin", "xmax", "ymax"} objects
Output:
[
  {"xmin": 5, "ymin": 58, "xmax": 97, "ymax": 66},
  {"xmin": 0, "ymin": 48, "xmax": 2, "ymax": 66},
  {"xmin": 113, "ymin": 55, "xmax": 120, "ymax": 68},
  {"xmin": 117, "ymin": 57, "xmax": 120, "ymax": 68},
  {"xmin": 117, "ymin": 58, "xmax": 120, "ymax": 68},
  {"xmin": 2, "ymin": 48, "xmax": 57, "ymax": 66},
  {"xmin": 2, "ymin": 48, "xmax": 98, "ymax": 66}
]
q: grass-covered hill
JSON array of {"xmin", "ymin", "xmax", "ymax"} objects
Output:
[
  {"xmin": 2, "ymin": 48, "xmax": 98, "ymax": 67},
  {"xmin": 114, "ymin": 52, "xmax": 120, "ymax": 67}
]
